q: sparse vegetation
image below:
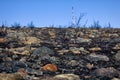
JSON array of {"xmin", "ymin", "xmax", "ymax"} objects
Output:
[
  {"xmin": 27, "ymin": 21, "xmax": 35, "ymax": 28},
  {"xmin": 11, "ymin": 22, "xmax": 21, "ymax": 29}
]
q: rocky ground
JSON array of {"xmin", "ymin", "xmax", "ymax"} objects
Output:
[{"xmin": 0, "ymin": 27, "xmax": 120, "ymax": 80}]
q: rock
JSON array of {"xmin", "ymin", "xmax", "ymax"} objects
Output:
[
  {"xmin": 1, "ymin": 56, "xmax": 12, "ymax": 62},
  {"xmin": 65, "ymin": 29, "xmax": 76, "ymax": 38},
  {"xmin": 41, "ymin": 64, "xmax": 57, "ymax": 72},
  {"xmin": 92, "ymin": 67, "xmax": 120, "ymax": 78},
  {"xmin": 49, "ymin": 56, "xmax": 60, "ymax": 64},
  {"xmin": 6, "ymin": 31, "xmax": 28, "ymax": 42},
  {"xmin": 69, "ymin": 47, "xmax": 80, "ymax": 54},
  {"xmin": 110, "ymin": 38, "xmax": 120, "ymax": 43},
  {"xmin": 109, "ymin": 33, "xmax": 119, "ymax": 38},
  {"xmin": 48, "ymin": 30, "xmax": 56, "ymax": 39},
  {"xmin": 114, "ymin": 51, "xmax": 120, "ymax": 61},
  {"xmin": 70, "ymin": 50, "xmax": 80, "ymax": 54},
  {"xmin": 113, "ymin": 43, "xmax": 120, "ymax": 50},
  {"xmin": 86, "ymin": 53, "xmax": 109, "ymax": 61},
  {"xmin": 0, "ymin": 61, "xmax": 13, "ymax": 73},
  {"xmin": 79, "ymin": 47, "xmax": 90, "ymax": 54},
  {"xmin": 64, "ymin": 47, "xmax": 89, "ymax": 54},
  {"xmin": 53, "ymin": 74, "xmax": 80, "ymax": 80},
  {"xmin": 31, "ymin": 46, "xmax": 54, "ymax": 59},
  {"xmin": 9, "ymin": 47, "xmax": 30, "ymax": 55},
  {"xmin": 0, "ymin": 38, "xmax": 7, "ymax": 43},
  {"xmin": 26, "ymin": 68, "xmax": 43, "ymax": 76},
  {"xmin": 0, "ymin": 73, "xmax": 26, "ymax": 80},
  {"xmin": 6, "ymin": 32, "xmax": 40, "ymax": 45},
  {"xmin": 89, "ymin": 47, "xmax": 102, "ymax": 52},
  {"xmin": 75, "ymin": 38, "xmax": 91, "ymax": 43},
  {"xmin": 88, "ymin": 34, "xmax": 95, "ymax": 38},
  {"xmin": 14, "ymin": 61, "xmax": 27, "ymax": 69},
  {"xmin": 86, "ymin": 63, "xmax": 94, "ymax": 69},
  {"xmin": 22, "ymin": 37, "xmax": 40, "ymax": 45},
  {"xmin": 57, "ymin": 49, "xmax": 69, "ymax": 55},
  {"xmin": 76, "ymin": 31, "xmax": 84, "ymax": 37},
  {"xmin": 112, "ymin": 78, "xmax": 120, "ymax": 80},
  {"xmin": 67, "ymin": 60, "xmax": 79, "ymax": 67}
]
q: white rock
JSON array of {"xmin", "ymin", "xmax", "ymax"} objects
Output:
[{"xmin": 53, "ymin": 74, "xmax": 80, "ymax": 80}]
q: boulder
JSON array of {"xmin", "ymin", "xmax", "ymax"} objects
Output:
[{"xmin": 31, "ymin": 46, "xmax": 54, "ymax": 59}]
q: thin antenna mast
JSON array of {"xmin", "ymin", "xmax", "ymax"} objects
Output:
[{"xmin": 72, "ymin": 6, "xmax": 75, "ymax": 28}]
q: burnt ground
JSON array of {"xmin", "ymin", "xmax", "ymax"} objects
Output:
[{"xmin": 0, "ymin": 27, "xmax": 120, "ymax": 80}]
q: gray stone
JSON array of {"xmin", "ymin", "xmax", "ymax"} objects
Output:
[
  {"xmin": 86, "ymin": 53, "xmax": 109, "ymax": 62},
  {"xmin": 49, "ymin": 56, "xmax": 60, "ymax": 64},
  {"xmin": 26, "ymin": 68, "xmax": 43, "ymax": 76},
  {"xmin": 114, "ymin": 51, "xmax": 120, "ymax": 61},
  {"xmin": 67, "ymin": 60, "xmax": 79, "ymax": 67},
  {"xmin": 31, "ymin": 46, "xmax": 54, "ymax": 59},
  {"xmin": 75, "ymin": 38, "xmax": 91, "ymax": 43},
  {"xmin": 92, "ymin": 67, "xmax": 120, "ymax": 78},
  {"xmin": 14, "ymin": 61, "xmax": 27, "ymax": 68}
]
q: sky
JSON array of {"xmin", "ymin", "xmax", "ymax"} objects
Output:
[{"xmin": 0, "ymin": 0, "xmax": 120, "ymax": 27}]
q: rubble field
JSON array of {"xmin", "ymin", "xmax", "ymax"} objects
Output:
[{"xmin": 0, "ymin": 27, "xmax": 120, "ymax": 80}]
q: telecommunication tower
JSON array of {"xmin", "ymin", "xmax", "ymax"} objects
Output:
[{"xmin": 72, "ymin": 6, "xmax": 75, "ymax": 27}]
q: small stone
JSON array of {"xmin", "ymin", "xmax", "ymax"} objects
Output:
[
  {"xmin": 70, "ymin": 50, "xmax": 80, "ymax": 54},
  {"xmin": 57, "ymin": 49, "xmax": 69, "ymax": 55},
  {"xmin": 0, "ymin": 38, "xmax": 7, "ymax": 43},
  {"xmin": 112, "ymin": 78, "xmax": 120, "ymax": 80},
  {"xmin": 114, "ymin": 51, "xmax": 120, "ymax": 61},
  {"xmin": 109, "ymin": 33, "xmax": 119, "ymax": 38},
  {"xmin": 53, "ymin": 74, "xmax": 80, "ymax": 80},
  {"xmin": 26, "ymin": 68, "xmax": 43, "ymax": 76},
  {"xmin": 14, "ymin": 61, "xmax": 27, "ymax": 69},
  {"xmin": 41, "ymin": 64, "xmax": 57, "ymax": 72},
  {"xmin": 69, "ymin": 47, "xmax": 80, "ymax": 54},
  {"xmin": 113, "ymin": 43, "xmax": 120, "ymax": 50},
  {"xmin": 24, "ymin": 37, "xmax": 41, "ymax": 45},
  {"xmin": 48, "ymin": 30, "xmax": 56, "ymax": 39},
  {"xmin": 92, "ymin": 67, "xmax": 120, "ymax": 78},
  {"xmin": 79, "ymin": 47, "xmax": 90, "ymax": 54},
  {"xmin": 9, "ymin": 47, "xmax": 30, "ymax": 55},
  {"xmin": 0, "ymin": 73, "xmax": 26, "ymax": 80},
  {"xmin": 68, "ymin": 60, "xmax": 79, "ymax": 67},
  {"xmin": 89, "ymin": 47, "xmax": 102, "ymax": 52},
  {"xmin": 86, "ymin": 63, "xmax": 94, "ymax": 69},
  {"xmin": 84, "ymin": 76, "xmax": 91, "ymax": 79},
  {"xmin": 75, "ymin": 38, "xmax": 91, "ymax": 43},
  {"xmin": 86, "ymin": 53, "xmax": 109, "ymax": 61}
]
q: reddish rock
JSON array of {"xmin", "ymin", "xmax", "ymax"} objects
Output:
[
  {"xmin": 41, "ymin": 64, "xmax": 57, "ymax": 72},
  {"xmin": 0, "ymin": 38, "xmax": 6, "ymax": 43}
]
